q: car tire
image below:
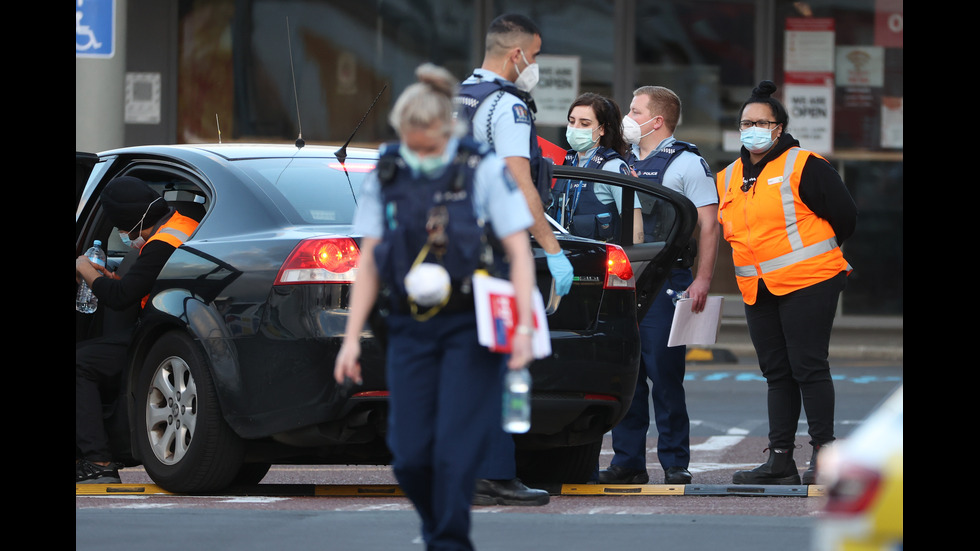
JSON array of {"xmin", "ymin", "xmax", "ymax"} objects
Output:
[
  {"xmin": 136, "ymin": 330, "xmax": 244, "ymax": 493},
  {"xmin": 516, "ymin": 439, "xmax": 603, "ymax": 484}
]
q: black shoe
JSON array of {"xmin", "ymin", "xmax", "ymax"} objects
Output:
[
  {"xmin": 801, "ymin": 444, "xmax": 826, "ymax": 485},
  {"xmin": 732, "ymin": 448, "xmax": 800, "ymax": 485},
  {"xmin": 473, "ymin": 478, "xmax": 550, "ymax": 506},
  {"xmin": 76, "ymin": 459, "xmax": 121, "ymax": 484},
  {"xmin": 664, "ymin": 466, "xmax": 692, "ymax": 484},
  {"xmin": 597, "ymin": 464, "xmax": 649, "ymax": 484}
]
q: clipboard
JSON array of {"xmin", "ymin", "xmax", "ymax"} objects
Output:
[
  {"xmin": 667, "ymin": 296, "xmax": 724, "ymax": 347},
  {"xmin": 472, "ymin": 272, "xmax": 552, "ymax": 358}
]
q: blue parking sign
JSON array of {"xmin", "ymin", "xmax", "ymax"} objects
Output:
[{"xmin": 76, "ymin": 0, "xmax": 114, "ymax": 58}]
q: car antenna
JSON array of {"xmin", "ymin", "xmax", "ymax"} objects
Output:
[
  {"xmin": 286, "ymin": 17, "xmax": 304, "ymax": 149},
  {"xmin": 215, "ymin": 113, "xmax": 222, "ymax": 143},
  {"xmin": 335, "ymin": 84, "xmax": 387, "ymax": 164}
]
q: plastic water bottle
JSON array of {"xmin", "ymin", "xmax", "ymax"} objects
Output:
[
  {"xmin": 502, "ymin": 367, "xmax": 531, "ymax": 433},
  {"xmin": 666, "ymin": 288, "xmax": 689, "ymax": 306},
  {"xmin": 76, "ymin": 240, "xmax": 107, "ymax": 314}
]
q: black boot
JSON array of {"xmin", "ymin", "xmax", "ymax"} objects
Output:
[
  {"xmin": 732, "ymin": 447, "xmax": 800, "ymax": 485},
  {"xmin": 801, "ymin": 444, "xmax": 824, "ymax": 485}
]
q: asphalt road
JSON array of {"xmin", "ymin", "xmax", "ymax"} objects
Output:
[{"xmin": 76, "ymin": 361, "xmax": 902, "ymax": 550}]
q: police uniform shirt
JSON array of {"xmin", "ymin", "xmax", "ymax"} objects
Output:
[
  {"xmin": 568, "ymin": 147, "xmax": 642, "ymax": 215},
  {"xmin": 353, "ymin": 138, "xmax": 534, "ymax": 241},
  {"xmin": 461, "ymin": 69, "xmax": 534, "ymax": 160},
  {"xmin": 631, "ymin": 136, "xmax": 717, "ymax": 208}
]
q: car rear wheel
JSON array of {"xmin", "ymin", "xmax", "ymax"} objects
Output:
[
  {"xmin": 516, "ymin": 439, "xmax": 603, "ymax": 484},
  {"xmin": 136, "ymin": 330, "xmax": 244, "ymax": 493}
]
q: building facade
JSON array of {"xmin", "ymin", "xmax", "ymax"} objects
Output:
[{"xmin": 76, "ymin": 0, "xmax": 903, "ymax": 315}]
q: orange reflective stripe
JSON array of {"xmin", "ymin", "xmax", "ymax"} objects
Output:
[{"xmin": 139, "ymin": 212, "xmax": 200, "ymax": 309}]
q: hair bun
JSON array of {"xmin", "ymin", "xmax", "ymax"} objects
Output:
[
  {"xmin": 752, "ymin": 80, "xmax": 777, "ymax": 99},
  {"xmin": 415, "ymin": 63, "xmax": 457, "ymax": 99}
]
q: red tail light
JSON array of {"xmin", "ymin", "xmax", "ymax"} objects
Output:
[
  {"xmin": 824, "ymin": 465, "xmax": 883, "ymax": 514},
  {"xmin": 275, "ymin": 237, "xmax": 360, "ymax": 284},
  {"xmin": 604, "ymin": 244, "xmax": 635, "ymax": 289}
]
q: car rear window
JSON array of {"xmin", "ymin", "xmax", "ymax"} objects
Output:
[{"xmin": 236, "ymin": 157, "xmax": 376, "ymax": 225}]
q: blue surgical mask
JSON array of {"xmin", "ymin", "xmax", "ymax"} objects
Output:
[
  {"xmin": 566, "ymin": 126, "xmax": 599, "ymax": 152},
  {"xmin": 740, "ymin": 126, "xmax": 778, "ymax": 154},
  {"xmin": 400, "ymin": 145, "xmax": 449, "ymax": 178}
]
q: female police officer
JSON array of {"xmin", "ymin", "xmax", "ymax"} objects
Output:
[
  {"xmin": 549, "ymin": 92, "xmax": 643, "ymax": 244},
  {"xmin": 334, "ymin": 63, "xmax": 536, "ymax": 550}
]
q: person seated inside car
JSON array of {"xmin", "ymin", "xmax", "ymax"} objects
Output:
[{"xmin": 75, "ymin": 176, "xmax": 200, "ymax": 484}]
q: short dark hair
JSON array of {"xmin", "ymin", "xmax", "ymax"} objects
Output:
[
  {"xmin": 738, "ymin": 80, "xmax": 790, "ymax": 132},
  {"xmin": 568, "ymin": 92, "xmax": 627, "ymax": 158},
  {"xmin": 486, "ymin": 14, "xmax": 540, "ymax": 55}
]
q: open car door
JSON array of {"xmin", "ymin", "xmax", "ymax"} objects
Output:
[{"xmin": 550, "ymin": 165, "xmax": 699, "ymax": 319}]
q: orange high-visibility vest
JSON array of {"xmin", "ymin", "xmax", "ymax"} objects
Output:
[
  {"xmin": 716, "ymin": 148, "xmax": 850, "ymax": 305},
  {"xmin": 139, "ymin": 211, "xmax": 200, "ymax": 309}
]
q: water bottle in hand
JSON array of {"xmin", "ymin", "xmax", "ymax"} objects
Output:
[
  {"xmin": 76, "ymin": 240, "xmax": 107, "ymax": 314},
  {"xmin": 502, "ymin": 367, "xmax": 531, "ymax": 434},
  {"xmin": 666, "ymin": 288, "xmax": 689, "ymax": 306}
]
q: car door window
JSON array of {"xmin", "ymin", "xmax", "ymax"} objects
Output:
[{"xmin": 550, "ymin": 165, "xmax": 697, "ymax": 316}]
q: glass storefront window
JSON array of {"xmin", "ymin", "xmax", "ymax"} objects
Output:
[
  {"xmin": 179, "ymin": 0, "xmax": 475, "ymax": 145},
  {"xmin": 633, "ymin": 0, "xmax": 757, "ymax": 173},
  {"xmin": 493, "ymin": 0, "xmax": 618, "ymax": 146}
]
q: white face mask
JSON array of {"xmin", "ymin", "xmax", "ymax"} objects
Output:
[
  {"xmin": 622, "ymin": 115, "xmax": 656, "ymax": 145},
  {"xmin": 121, "ymin": 197, "xmax": 161, "ymax": 249},
  {"xmin": 513, "ymin": 49, "xmax": 539, "ymax": 92}
]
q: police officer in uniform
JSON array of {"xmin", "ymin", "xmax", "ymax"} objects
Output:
[
  {"xmin": 335, "ymin": 64, "xmax": 537, "ymax": 551},
  {"xmin": 598, "ymin": 86, "xmax": 719, "ymax": 485},
  {"xmin": 454, "ymin": 13, "xmax": 564, "ymax": 506},
  {"xmin": 550, "ymin": 92, "xmax": 643, "ymax": 244}
]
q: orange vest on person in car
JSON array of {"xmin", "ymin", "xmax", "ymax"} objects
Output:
[
  {"xmin": 716, "ymin": 147, "xmax": 850, "ymax": 305},
  {"xmin": 139, "ymin": 211, "xmax": 200, "ymax": 309}
]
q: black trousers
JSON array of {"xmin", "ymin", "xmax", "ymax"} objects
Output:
[
  {"xmin": 76, "ymin": 330, "xmax": 132, "ymax": 462},
  {"xmin": 744, "ymin": 272, "xmax": 846, "ymax": 449}
]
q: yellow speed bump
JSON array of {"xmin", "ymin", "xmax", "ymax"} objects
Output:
[
  {"xmin": 75, "ymin": 484, "xmax": 174, "ymax": 495},
  {"xmin": 314, "ymin": 485, "xmax": 404, "ymax": 497},
  {"xmin": 561, "ymin": 483, "xmax": 686, "ymax": 495}
]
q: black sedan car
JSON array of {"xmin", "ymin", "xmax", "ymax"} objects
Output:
[{"xmin": 75, "ymin": 143, "xmax": 696, "ymax": 493}]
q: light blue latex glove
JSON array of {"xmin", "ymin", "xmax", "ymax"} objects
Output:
[{"xmin": 545, "ymin": 250, "xmax": 574, "ymax": 296}]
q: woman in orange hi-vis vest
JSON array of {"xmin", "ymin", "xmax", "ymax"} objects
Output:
[{"xmin": 716, "ymin": 81, "xmax": 856, "ymax": 486}]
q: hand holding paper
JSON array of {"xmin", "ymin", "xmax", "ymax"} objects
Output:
[{"xmin": 667, "ymin": 296, "xmax": 724, "ymax": 347}]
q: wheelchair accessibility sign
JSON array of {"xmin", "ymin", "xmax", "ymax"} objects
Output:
[{"xmin": 76, "ymin": 0, "xmax": 114, "ymax": 58}]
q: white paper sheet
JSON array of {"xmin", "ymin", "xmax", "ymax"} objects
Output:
[{"xmin": 667, "ymin": 296, "xmax": 724, "ymax": 347}]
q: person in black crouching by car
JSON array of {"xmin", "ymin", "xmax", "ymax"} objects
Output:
[{"xmin": 76, "ymin": 177, "xmax": 199, "ymax": 484}]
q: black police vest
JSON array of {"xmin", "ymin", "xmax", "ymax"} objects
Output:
[
  {"xmin": 626, "ymin": 140, "xmax": 700, "ymax": 184},
  {"xmin": 455, "ymin": 77, "xmax": 553, "ymax": 207},
  {"xmin": 548, "ymin": 146, "xmax": 628, "ymax": 242},
  {"xmin": 372, "ymin": 139, "xmax": 500, "ymax": 311}
]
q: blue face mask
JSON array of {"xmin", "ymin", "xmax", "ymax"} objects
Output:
[
  {"xmin": 566, "ymin": 126, "xmax": 599, "ymax": 152},
  {"xmin": 740, "ymin": 126, "xmax": 778, "ymax": 154},
  {"xmin": 400, "ymin": 145, "xmax": 449, "ymax": 178}
]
